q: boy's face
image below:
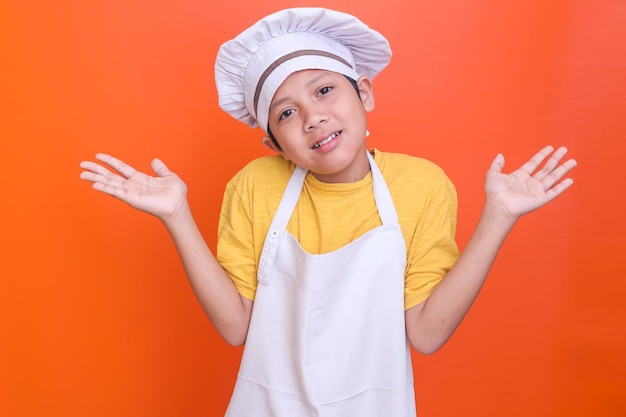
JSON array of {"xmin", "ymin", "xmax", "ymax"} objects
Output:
[{"xmin": 264, "ymin": 70, "xmax": 375, "ymax": 183}]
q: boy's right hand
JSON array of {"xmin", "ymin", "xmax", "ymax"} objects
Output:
[{"xmin": 79, "ymin": 154, "xmax": 189, "ymax": 222}]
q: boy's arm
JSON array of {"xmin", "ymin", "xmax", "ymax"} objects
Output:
[
  {"xmin": 405, "ymin": 146, "xmax": 577, "ymax": 355},
  {"xmin": 80, "ymin": 154, "xmax": 253, "ymax": 346},
  {"xmin": 161, "ymin": 203, "xmax": 253, "ymax": 346}
]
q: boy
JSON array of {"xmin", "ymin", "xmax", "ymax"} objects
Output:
[{"xmin": 80, "ymin": 7, "xmax": 576, "ymax": 416}]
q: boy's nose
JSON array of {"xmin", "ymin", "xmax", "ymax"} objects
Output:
[{"xmin": 303, "ymin": 107, "xmax": 328, "ymax": 131}]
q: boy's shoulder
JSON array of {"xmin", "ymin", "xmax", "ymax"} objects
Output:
[
  {"xmin": 226, "ymin": 150, "xmax": 452, "ymax": 189},
  {"xmin": 227, "ymin": 155, "xmax": 295, "ymax": 189},
  {"xmin": 375, "ymin": 149, "xmax": 451, "ymax": 182},
  {"xmin": 242, "ymin": 154, "xmax": 294, "ymax": 172}
]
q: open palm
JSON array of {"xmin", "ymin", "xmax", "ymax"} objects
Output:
[
  {"xmin": 485, "ymin": 146, "xmax": 577, "ymax": 218},
  {"xmin": 80, "ymin": 153, "xmax": 188, "ymax": 221}
]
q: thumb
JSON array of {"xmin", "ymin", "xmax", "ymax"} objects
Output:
[
  {"xmin": 151, "ymin": 158, "xmax": 172, "ymax": 177},
  {"xmin": 489, "ymin": 153, "xmax": 505, "ymax": 174}
]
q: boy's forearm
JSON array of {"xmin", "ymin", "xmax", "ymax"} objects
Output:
[
  {"xmin": 406, "ymin": 201, "xmax": 517, "ymax": 354},
  {"xmin": 162, "ymin": 204, "xmax": 253, "ymax": 346}
]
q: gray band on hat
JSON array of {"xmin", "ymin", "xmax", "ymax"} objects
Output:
[
  {"xmin": 215, "ymin": 8, "xmax": 391, "ymax": 132},
  {"xmin": 253, "ymin": 49, "xmax": 354, "ymax": 120}
]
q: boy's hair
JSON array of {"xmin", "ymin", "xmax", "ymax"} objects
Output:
[{"xmin": 267, "ymin": 75, "xmax": 362, "ymax": 151}]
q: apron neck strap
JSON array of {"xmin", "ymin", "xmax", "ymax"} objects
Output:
[
  {"xmin": 257, "ymin": 150, "xmax": 400, "ymax": 283},
  {"xmin": 270, "ymin": 163, "xmax": 308, "ymax": 233},
  {"xmin": 273, "ymin": 150, "xmax": 398, "ymax": 231},
  {"xmin": 367, "ymin": 150, "xmax": 399, "ymax": 226}
]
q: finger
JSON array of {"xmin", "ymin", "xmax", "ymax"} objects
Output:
[
  {"xmin": 79, "ymin": 169, "xmax": 126, "ymax": 189},
  {"xmin": 518, "ymin": 145, "xmax": 554, "ymax": 175},
  {"xmin": 541, "ymin": 158, "xmax": 578, "ymax": 190},
  {"xmin": 151, "ymin": 158, "xmax": 171, "ymax": 177},
  {"xmin": 488, "ymin": 153, "xmax": 505, "ymax": 174},
  {"xmin": 79, "ymin": 160, "xmax": 127, "ymax": 187},
  {"xmin": 79, "ymin": 166, "xmax": 127, "ymax": 200},
  {"xmin": 95, "ymin": 153, "xmax": 138, "ymax": 179},
  {"xmin": 80, "ymin": 160, "xmax": 116, "ymax": 178},
  {"xmin": 533, "ymin": 146, "xmax": 569, "ymax": 181},
  {"xmin": 545, "ymin": 177, "xmax": 575, "ymax": 203},
  {"xmin": 91, "ymin": 178, "xmax": 132, "ymax": 201}
]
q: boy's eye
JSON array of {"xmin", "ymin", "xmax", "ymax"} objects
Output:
[
  {"xmin": 279, "ymin": 109, "xmax": 295, "ymax": 120},
  {"xmin": 318, "ymin": 86, "xmax": 333, "ymax": 95}
]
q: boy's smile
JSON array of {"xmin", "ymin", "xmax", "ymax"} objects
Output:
[
  {"xmin": 311, "ymin": 131, "xmax": 342, "ymax": 150},
  {"xmin": 264, "ymin": 70, "xmax": 375, "ymax": 183}
]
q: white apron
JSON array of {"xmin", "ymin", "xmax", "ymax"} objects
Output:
[{"xmin": 225, "ymin": 151, "xmax": 416, "ymax": 417}]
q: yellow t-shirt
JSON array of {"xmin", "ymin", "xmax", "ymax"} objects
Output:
[{"xmin": 217, "ymin": 149, "xmax": 459, "ymax": 310}]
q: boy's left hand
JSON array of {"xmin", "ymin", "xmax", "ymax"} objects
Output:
[{"xmin": 485, "ymin": 146, "xmax": 577, "ymax": 219}]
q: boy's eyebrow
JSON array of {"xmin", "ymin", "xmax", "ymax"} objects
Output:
[
  {"xmin": 254, "ymin": 50, "xmax": 352, "ymax": 117},
  {"xmin": 305, "ymin": 72, "xmax": 331, "ymax": 88},
  {"xmin": 269, "ymin": 97, "xmax": 289, "ymax": 113},
  {"xmin": 270, "ymin": 72, "xmax": 332, "ymax": 113}
]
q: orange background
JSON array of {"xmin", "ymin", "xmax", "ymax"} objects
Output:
[{"xmin": 1, "ymin": 0, "xmax": 625, "ymax": 416}]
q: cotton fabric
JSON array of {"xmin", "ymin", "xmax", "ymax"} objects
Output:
[
  {"xmin": 214, "ymin": 7, "xmax": 391, "ymax": 132},
  {"xmin": 217, "ymin": 149, "xmax": 459, "ymax": 311},
  {"xmin": 224, "ymin": 151, "xmax": 416, "ymax": 416}
]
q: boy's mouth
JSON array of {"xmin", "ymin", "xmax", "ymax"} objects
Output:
[{"xmin": 312, "ymin": 131, "xmax": 341, "ymax": 149}]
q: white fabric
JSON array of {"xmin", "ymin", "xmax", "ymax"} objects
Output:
[
  {"xmin": 225, "ymin": 152, "xmax": 416, "ymax": 417},
  {"xmin": 215, "ymin": 7, "xmax": 392, "ymax": 132}
]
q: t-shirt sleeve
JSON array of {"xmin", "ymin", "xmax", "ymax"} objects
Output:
[
  {"xmin": 216, "ymin": 176, "xmax": 258, "ymax": 301},
  {"xmin": 403, "ymin": 173, "xmax": 459, "ymax": 310},
  {"xmin": 216, "ymin": 157, "xmax": 293, "ymax": 302}
]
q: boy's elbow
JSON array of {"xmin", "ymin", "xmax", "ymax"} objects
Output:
[
  {"xmin": 213, "ymin": 298, "xmax": 253, "ymax": 347},
  {"xmin": 223, "ymin": 332, "xmax": 247, "ymax": 347},
  {"xmin": 225, "ymin": 338, "xmax": 246, "ymax": 347},
  {"xmin": 217, "ymin": 323, "xmax": 249, "ymax": 347},
  {"xmin": 407, "ymin": 332, "xmax": 445, "ymax": 355},
  {"xmin": 405, "ymin": 304, "xmax": 451, "ymax": 355},
  {"xmin": 406, "ymin": 319, "xmax": 449, "ymax": 355}
]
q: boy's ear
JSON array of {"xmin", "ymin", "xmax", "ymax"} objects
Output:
[
  {"xmin": 357, "ymin": 76, "xmax": 375, "ymax": 112},
  {"xmin": 261, "ymin": 136, "xmax": 283, "ymax": 154}
]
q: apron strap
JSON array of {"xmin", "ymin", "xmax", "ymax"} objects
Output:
[
  {"xmin": 257, "ymin": 164, "xmax": 307, "ymax": 284},
  {"xmin": 257, "ymin": 150, "xmax": 399, "ymax": 284},
  {"xmin": 367, "ymin": 150, "xmax": 399, "ymax": 227}
]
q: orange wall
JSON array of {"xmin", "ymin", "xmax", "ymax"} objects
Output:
[{"xmin": 1, "ymin": 1, "xmax": 624, "ymax": 416}]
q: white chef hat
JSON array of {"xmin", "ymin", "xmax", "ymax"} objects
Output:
[{"xmin": 214, "ymin": 7, "xmax": 392, "ymax": 133}]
